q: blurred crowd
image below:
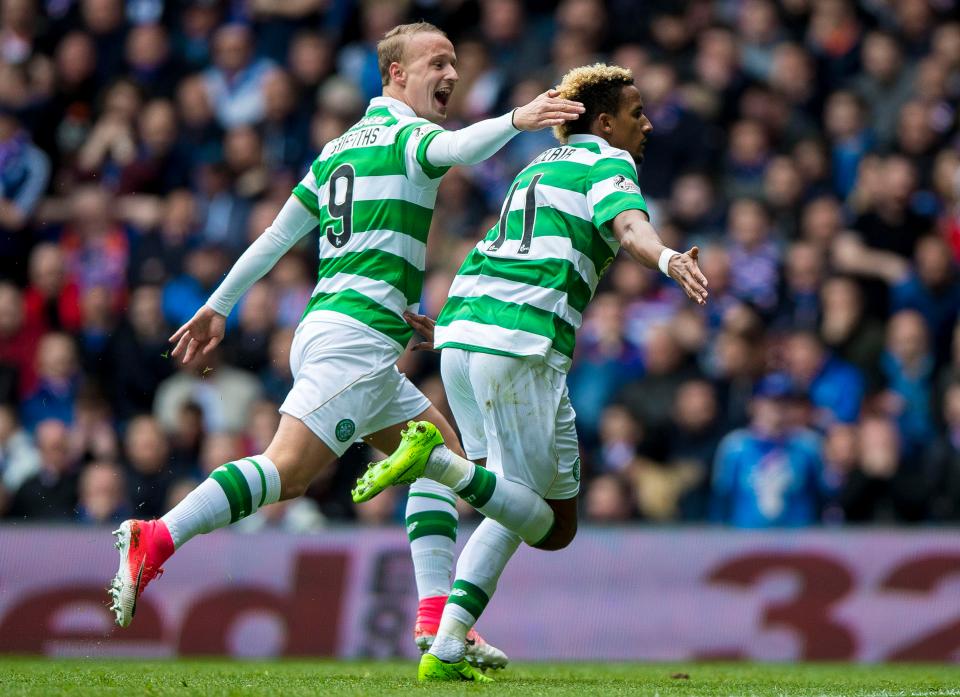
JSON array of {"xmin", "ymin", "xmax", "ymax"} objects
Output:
[{"xmin": 0, "ymin": 0, "xmax": 959, "ymax": 530}]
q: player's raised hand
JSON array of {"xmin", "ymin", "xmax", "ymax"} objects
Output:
[
  {"xmin": 169, "ymin": 305, "xmax": 227, "ymax": 365},
  {"xmin": 403, "ymin": 311, "xmax": 437, "ymax": 352},
  {"xmin": 667, "ymin": 246, "xmax": 709, "ymax": 306},
  {"xmin": 512, "ymin": 89, "xmax": 585, "ymax": 131}
]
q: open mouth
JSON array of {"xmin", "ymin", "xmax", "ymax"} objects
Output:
[{"xmin": 434, "ymin": 86, "xmax": 452, "ymax": 108}]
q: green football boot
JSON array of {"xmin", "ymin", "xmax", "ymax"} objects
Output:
[
  {"xmin": 351, "ymin": 421, "xmax": 444, "ymax": 503},
  {"xmin": 418, "ymin": 653, "xmax": 494, "ymax": 683}
]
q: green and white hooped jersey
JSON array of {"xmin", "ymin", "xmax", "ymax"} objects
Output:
[
  {"xmin": 434, "ymin": 134, "xmax": 648, "ymax": 372},
  {"xmin": 291, "ymin": 97, "xmax": 451, "ymax": 350}
]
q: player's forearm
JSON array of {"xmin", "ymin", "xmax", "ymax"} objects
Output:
[
  {"xmin": 206, "ymin": 196, "xmax": 316, "ymax": 316},
  {"xmin": 612, "ymin": 211, "xmax": 670, "ymax": 271},
  {"xmin": 424, "ymin": 111, "xmax": 519, "ymax": 167}
]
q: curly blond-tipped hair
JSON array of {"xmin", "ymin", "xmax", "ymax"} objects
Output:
[{"xmin": 553, "ymin": 63, "xmax": 634, "ymax": 143}]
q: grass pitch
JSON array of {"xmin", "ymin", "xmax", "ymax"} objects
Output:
[{"xmin": 2, "ymin": 659, "xmax": 959, "ymax": 696}]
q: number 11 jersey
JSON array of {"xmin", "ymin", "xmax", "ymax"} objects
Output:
[
  {"xmin": 434, "ymin": 134, "xmax": 649, "ymax": 373},
  {"xmin": 292, "ymin": 96, "xmax": 451, "ymax": 352}
]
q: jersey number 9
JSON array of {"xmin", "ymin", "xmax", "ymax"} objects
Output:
[{"xmin": 325, "ymin": 163, "xmax": 356, "ymax": 248}]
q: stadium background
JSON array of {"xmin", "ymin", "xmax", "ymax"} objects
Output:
[{"xmin": 1, "ymin": 0, "xmax": 960, "ymax": 663}]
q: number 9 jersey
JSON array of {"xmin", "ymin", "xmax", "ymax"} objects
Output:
[
  {"xmin": 433, "ymin": 134, "xmax": 649, "ymax": 373},
  {"xmin": 291, "ymin": 96, "xmax": 452, "ymax": 352}
]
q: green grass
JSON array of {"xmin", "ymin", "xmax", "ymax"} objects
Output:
[{"xmin": 2, "ymin": 659, "xmax": 959, "ymax": 696}]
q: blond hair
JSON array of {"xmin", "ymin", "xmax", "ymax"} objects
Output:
[
  {"xmin": 552, "ymin": 63, "xmax": 634, "ymax": 143},
  {"xmin": 377, "ymin": 22, "xmax": 447, "ymax": 87}
]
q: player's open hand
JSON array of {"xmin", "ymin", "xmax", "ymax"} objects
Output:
[
  {"xmin": 667, "ymin": 246, "xmax": 709, "ymax": 306},
  {"xmin": 512, "ymin": 89, "xmax": 584, "ymax": 131},
  {"xmin": 169, "ymin": 305, "xmax": 227, "ymax": 365},
  {"xmin": 403, "ymin": 311, "xmax": 436, "ymax": 352}
]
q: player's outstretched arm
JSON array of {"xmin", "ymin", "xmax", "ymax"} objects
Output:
[
  {"xmin": 511, "ymin": 89, "xmax": 586, "ymax": 130},
  {"xmin": 169, "ymin": 195, "xmax": 317, "ymax": 365},
  {"xmin": 611, "ymin": 209, "xmax": 709, "ymax": 306},
  {"xmin": 424, "ymin": 90, "xmax": 583, "ymax": 168}
]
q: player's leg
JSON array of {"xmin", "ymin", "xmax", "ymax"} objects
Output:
[
  {"xmin": 364, "ymin": 411, "xmax": 461, "ymax": 616},
  {"xmin": 110, "ymin": 319, "xmax": 363, "ymax": 627},
  {"xmin": 353, "ymin": 350, "xmax": 562, "ymax": 545},
  {"xmin": 109, "ymin": 414, "xmax": 335, "ymax": 627},
  {"xmin": 422, "ymin": 355, "xmax": 581, "ymax": 672},
  {"xmin": 365, "ymin": 395, "xmax": 508, "ymax": 669}
]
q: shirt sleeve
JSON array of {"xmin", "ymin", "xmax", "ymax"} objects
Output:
[
  {"xmin": 397, "ymin": 120, "xmax": 450, "ymax": 181},
  {"xmin": 585, "ymin": 155, "xmax": 648, "ymax": 234},
  {"xmin": 206, "ymin": 195, "xmax": 318, "ymax": 317},
  {"xmin": 423, "ymin": 111, "xmax": 519, "ymax": 167},
  {"xmin": 291, "ymin": 161, "xmax": 322, "ymax": 220}
]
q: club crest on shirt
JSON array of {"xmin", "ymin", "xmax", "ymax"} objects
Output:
[
  {"xmin": 335, "ymin": 419, "xmax": 356, "ymax": 442},
  {"xmin": 613, "ymin": 174, "xmax": 642, "ymax": 194}
]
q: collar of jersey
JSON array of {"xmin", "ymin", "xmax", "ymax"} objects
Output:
[
  {"xmin": 567, "ymin": 134, "xmax": 610, "ymax": 150},
  {"xmin": 368, "ymin": 96, "xmax": 417, "ymax": 118}
]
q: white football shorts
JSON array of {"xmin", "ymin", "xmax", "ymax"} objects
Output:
[
  {"xmin": 280, "ymin": 313, "xmax": 431, "ymax": 456},
  {"xmin": 440, "ymin": 347, "xmax": 580, "ymax": 500}
]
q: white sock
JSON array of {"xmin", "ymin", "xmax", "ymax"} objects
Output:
[
  {"xmin": 425, "ymin": 446, "xmax": 554, "ymax": 545},
  {"xmin": 406, "ymin": 478, "xmax": 458, "ymax": 599},
  {"xmin": 429, "ymin": 518, "xmax": 521, "ymax": 663},
  {"xmin": 162, "ymin": 455, "xmax": 281, "ymax": 548}
]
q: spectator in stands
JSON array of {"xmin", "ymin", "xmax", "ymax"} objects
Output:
[
  {"xmin": 617, "ymin": 324, "xmax": 698, "ymax": 443},
  {"xmin": 6, "ymin": 419, "xmax": 77, "ymax": 520},
  {"xmin": 838, "ymin": 413, "xmax": 928, "ymax": 523},
  {"xmin": 203, "ymin": 24, "xmax": 275, "ymax": 129},
  {"xmin": 260, "ymin": 69, "xmax": 309, "ymax": 174},
  {"xmin": 727, "ymin": 197, "xmax": 780, "ymax": 314},
  {"xmin": 20, "ymin": 332, "xmax": 80, "ymax": 431},
  {"xmin": 161, "ymin": 241, "xmax": 236, "ymax": 330},
  {"xmin": 0, "ymin": 281, "xmax": 41, "ymax": 401},
  {"xmin": 154, "ymin": 350, "xmax": 261, "ymax": 435},
  {"xmin": 117, "ymin": 98, "xmax": 188, "ymax": 195},
  {"xmin": 223, "ymin": 280, "xmax": 276, "ymax": 373},
  {"xmin": 569, "ymin": 293, "xmax": 643, "ymax": 446},
  {"xmin": 106, "ymin": 285, "xmax": 173, "ymax": 421},
  {"xmin": 23, "ymin": 243, "xmax": 82, "ymax": 334},
  {"xmin": 661, "ymin": 379, "xmax": 724, "ymax": 520},
  {"xmin": 76, "ymin": 460, "xmax": 130, "ymax": 524},
  {"xmin": 925, "ymin": 382, "xmax": 960, "ymax": 521},
  {"xmin": 823, "ymin": 90, "xmax": 872, "ymax": 200},
  {"xmin": 819, "ymin": 276, "xmax": 885, "ymax": 391},
  {"xmin": 585, "ymin": 473, "xmax": 635, "ymax": 522},
  {"xmin": 124, "ymin": 23, "xmax": 177, "ymax": 99},
  {"xmin": 724, "ymin": 119, "xmax": 770, "ymax": 200},
  {"xmin": 175, "ymin": 74, "xmax": 223, "ymax": 170},
  {"xmin": 260, "ymin": 326, "xmax": 294, "ymax": 405},
  {"xmin": 880, "ymin": 310, "xmax": 936, "ymax": 455},
  {"xmin": 68, "ymin": 386, "xmax": 118, "ymax": 464},
  {"xmin": 774, "ymin": 241, "xmax": 824, "ymax": 332},
  {"xmin": 124, "ymin": 415, "xmax": 174, "ymax": 518},
  {"xmin": 593, "ymin": 404, "xmax": 641, "ymax": 476},
  {"xmin": 59, "ymin": 185, "xmax": 130, "ymax": 310},
  {"xmin": 168, "ymin": 401, "xmax": 204, "ymax": 473},
  {"xmin": 0, "ymin": 108, "xmax": 50, "ymax": 282},
  {"xmin": 711, "ymin": 373, "xmax": 830, "ymax": 528},
  {"xmin": 783, "ymin": 330, "xmax": 864, "ymax": 428},
  {"xmin": 0, "ymin": 403, "xmax": 39, "ymax": 494},
  {"xmin": 852, "ymin": 31, "xmax": 914, "ymax": 148}
]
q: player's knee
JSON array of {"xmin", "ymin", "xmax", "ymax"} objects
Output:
[{"xmin": 531, "ymin": 516, "xmax": 577, "ymax": 551}]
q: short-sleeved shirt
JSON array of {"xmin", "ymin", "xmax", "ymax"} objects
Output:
[
  {"xmin": 434, "ymin": 134, "xmax": 648, "ymax": 372},
  {"xmin": 292, "ymin": 96, "xmax": 450, "ymax": 351}
]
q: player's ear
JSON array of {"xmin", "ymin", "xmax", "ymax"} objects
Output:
[
  {"xmin": 389, "ymin": 61, "xmax": 406, "ymax": 87},
  {"xmin": 597, "ymin": 112, "xmax": 614, "ymax": 135}
]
